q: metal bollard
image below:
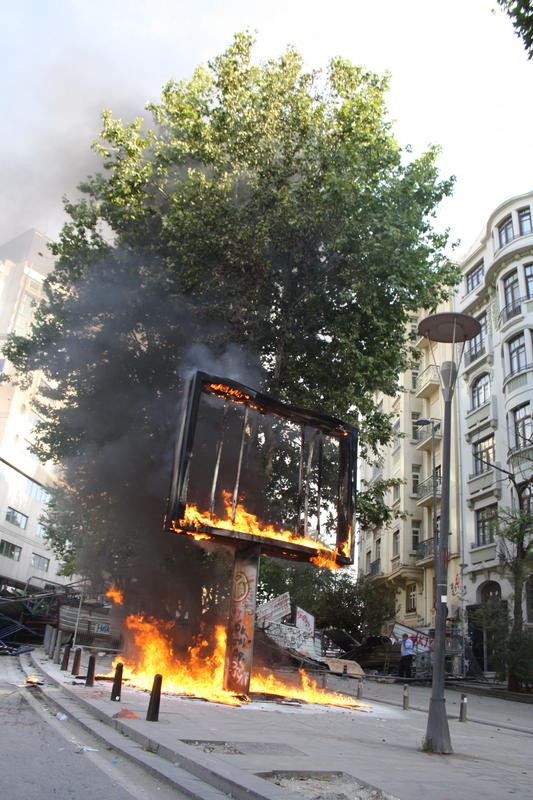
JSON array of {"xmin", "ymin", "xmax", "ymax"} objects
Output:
[
  {"xmin": 71, "ymin": 647, "xmax": 82, "ymax": 676},
  {"xmin": 111, "ymin": 663, "xmax": 123, "ymax": 701},
  {"xmin": 60, "ymin": 644, "xmax": 71, "ymax": 671},
  {"xmin": 85, "ymin": 654, "xmax": 96, "ymax": 687},
  {"xmin": 146, "ymin": 674, "xmax": 163, "ymax": 721},
  {"xmin": 357, "ymin": 679, "xmax": 363, "ymax": 699},
  {"xmin": 53, "ymin": 630, "xmax": 62, "ymax": 664},
  {"xmin": 459, "ymin": 693, "xmax": 467, "ymax": 722},
  {"xmin": 402, "ymin": 683, "xmax": 409, "ymax": 710},
  {"xmin": 48, "ymin": 628, "xmax": 58, "ymax": 659},
  {"xmin": 342, "ymin": 665, "xmax": 348, "ymax": 679}
]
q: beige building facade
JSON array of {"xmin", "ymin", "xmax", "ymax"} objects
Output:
[{"xmin": 359, "ymin": 191, "xmax": 533, "ymax": 673}]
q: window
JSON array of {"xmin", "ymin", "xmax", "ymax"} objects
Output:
[
  {"xmin": 508, "ymin": 332, "xmax": 527, "ymax": 375},
  {"xmin": 5, "ymin": 507, "xmax": 28, "ymax": 529},
  {"xmin": 365, "ymin": 551, "xmax": 371, "ymax": 573},
  {"xmin": 31, "ymin": 553, "xmax": 50, "ymax": 572},
  {"xmin": 411, "ymin": 411, "xmax": 421, "ymax": 439},
  {"xmin": 473, "ymin": 435, "xmax": 495, "ymax": 475},
  {"xmin": 392, "ymin": 482, "xmax": 401, "ymax": 503},
  {"xmin": 511, "ymin": 403, "xmax": 532, "ymax": 451},
  {"xmin": 411, "ymin": 520, "xmax": 421, "ymax": 551},
  {"xmin": 406, "ymin": 584, "xmax": 417, "ymax": 613},
  {"xmin": 503, "ymin": 270, "xmax": 521, "ymax": 319},
  {"xmin": 392, "ymin": 530, "xmax": 399, "ymax": 557},
  {"xmin": 412, "ymin": 464, "xmax": 421, "ymax": 494},
  {"xmin": 392, "ymin": 418, "xmax": 401, "ymax": 450},
  {"xmin": 375, "ymin": 539, "xmax": 381, "ymax": 560},
  {"xmin": 411, "ymin": 369, "xmax": 419, "ymax": 391},
  {"xmin": 525, "ymin": 264, "xmax": 533, "ymax": 299},
  {"xmin": 498, "ymin": 216, "xmax": 514, "ymax": 248},
  {"xmin": 36, "ymin": 523, "xmax": 46, "ymax": 538},
  {"xmin": 465, "ymin": 260, "xmax": 484, "ymax": 294},
  {"xmin": 475, "ymin": 504, "xmax": 498, "ymax": 547},
  {"xmin": 466, "ymin": 313, "xmax": 487, "ymax": 364},
  {"xmin": 471, "ymin": 373, "xmax": 490, "ymax": 410},
  {"xmin": 0, "ymin": 539, "xmax": 22, "ymax": 561},
  {"xmin": 518, "ymin": 207, "xmax": 532, "ymax": 236}
]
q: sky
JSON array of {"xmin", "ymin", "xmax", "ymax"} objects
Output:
[{"xmin": 1, "ymin": 0, "xmax": 532, "ymax": 257}]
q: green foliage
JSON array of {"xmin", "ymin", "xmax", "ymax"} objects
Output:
[
  {"xmin": 4, "ymin": 34, "xmax": 458, "ymax": 594},
  {"xmin": 498, "ymin": 1, "xmax": 533, "ymax": 58},
  {"xmin": 258, "ymin": 558, "xmax": 395, "ymax": 638}
]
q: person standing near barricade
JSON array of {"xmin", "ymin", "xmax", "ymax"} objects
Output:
[{"xmin": 399, "ymin": 633, "xmax": 414, "ymax": 678}]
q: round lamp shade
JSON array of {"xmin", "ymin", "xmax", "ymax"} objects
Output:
[{"xmin": 417, "ymin": 312, "xmax": 481, "ymax": 343}]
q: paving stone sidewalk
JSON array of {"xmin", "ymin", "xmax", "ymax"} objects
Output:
[{"xmin": 19, "ymin": 649, "xmax": 533, "ymax": 800}]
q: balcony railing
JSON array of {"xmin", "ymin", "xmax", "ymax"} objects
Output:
[
  {"xmin": 416, "ymin": 538, "xmax": 435, "ymax": 561},
  {"xmin": 464, "ymin": 345, "xmax": 486, "ymax": 367},
  {"xmin": 413, "ymin": 420, "xmax": 442, "ymax": 442},
  {"xmin": 369, "ymin": 558, "xmax": 381, "ymax": 576},
  {"xmin": 415, "ymin": 364, "xmax": 440, "ymax": 397},
  {"xmin": 505, "ymin": 360, "xmax": 533, "ymax": 381},
  {"xmin": 498, "ymin": 297, "xmax": 526, "ymax": 326},
  {"xmin": 415, "ymin": 473, "xmax": 442, "ymax": 502}
]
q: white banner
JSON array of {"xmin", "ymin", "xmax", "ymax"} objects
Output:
[
  {"xmin": 391, "ymin": 622, "xmax": 433, "ymax": 652},
  {"xmin": 295, "ymin": 606, "xmax": 315, "ymax": 635},
  {"xmin": 256, "ymin": 592, "xmax": 291, "ymax": 626}
]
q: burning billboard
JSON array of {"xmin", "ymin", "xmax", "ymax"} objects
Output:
[{"xmin": 165, "ymin": 371, "xmax": 358, "ymax": 568}]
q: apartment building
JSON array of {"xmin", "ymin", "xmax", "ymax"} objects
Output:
[
  {"xmin": 359, "ymin": 191, "xmax": 533, "ymax": 673},
  {"xmin": 359, "ymin": 307, "xmax": 463, "ymax": 639},
  {"xmin": 0, "ymin": 229, "xmax": 69, "ymax": 593},
  {"xmin": 456, "ymin": 191, "xmax": 533, "ymax": 670}
]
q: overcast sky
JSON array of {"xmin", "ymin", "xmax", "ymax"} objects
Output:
[{"xmin": 2, "ymin": 0, "xmax": 532, "ymax": 256}]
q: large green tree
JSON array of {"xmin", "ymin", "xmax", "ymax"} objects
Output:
[
  {"xmin": 5, "ymin": 34, "xmax": 458, "ymax": 612},
  {"xmin": 498, "ymin": 0, "xmax": 533, "ymax": 58}
]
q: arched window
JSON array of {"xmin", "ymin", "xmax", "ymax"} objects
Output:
[
  {"xmin": 480, "ymin": 581, "xmax": 501, "ymax": 604},
  {"xmin": 471, "ymin": 373, "xmax": 490, "ymax": 409}
]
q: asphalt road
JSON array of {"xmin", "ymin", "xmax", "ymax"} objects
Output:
[{"xmin": 0, "ymin": 656, "xmax": 192, "ymax": 800}]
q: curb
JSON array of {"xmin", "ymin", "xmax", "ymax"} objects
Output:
[{"xmin": 24, "ymin": 650, "xmax": 397, "ymax": 800}]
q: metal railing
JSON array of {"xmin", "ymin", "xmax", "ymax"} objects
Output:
[
  {"xmin": 416, "ymin": 538, "xmax": 435, "ymax": 560},
  {"xmin": 464, "ymin": 344, "xmax": 486, "ymax": 367},
  {"xmin": 498, "ymin": 296, "xmax": 526, "ymax": 326},
  {"xmin": 415, "ymin": 473, "xmax": 442, "ymax": 501},
  {"xmin": 413, "ymin": 420, "xmax": 442, "ymax": 442},
  {"xmin": 369, "ymin": 558, "xmax": 381, "ymax": 576},
  {"xmin": 505, "ymin": 360, "xmax": 533, "ymax": 381}
]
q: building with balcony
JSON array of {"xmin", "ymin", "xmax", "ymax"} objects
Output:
[
  {"xmin": 0, "ymin": 230, "xmax": 71, "ymax": 595},
  {"xmin": 358, "ymin": 191, "xmax": 533, "ymax": 674},
  {"xmin": 456, "ymin": 190, "xmax": 533, "ymax": 671},
  {"xmin": 358, "ymin": 306, "xmax": 464, "ymax": 636}
]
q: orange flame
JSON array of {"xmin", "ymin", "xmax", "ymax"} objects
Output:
[
  {"xmin": 106, "ymin": 586, "xmax": 124, "ymax": 605},
  {"xmin": 112, "ymin": 614, "xmax": 369, "ymax": 710},
  {"xmin": 176, "ymin": 491, "xmax": 341, "ymax": 568}
]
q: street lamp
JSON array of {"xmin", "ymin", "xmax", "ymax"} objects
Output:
[{"xmin": 417, "ymin": 312, "xmax": 481, "ymax": 755}]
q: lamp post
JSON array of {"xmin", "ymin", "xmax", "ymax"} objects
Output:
[{"xmin": 417, "ymin": 312, "xmax": 480, "ymax": 755}]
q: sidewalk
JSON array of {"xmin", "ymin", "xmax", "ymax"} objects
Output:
[{"xmin": 20, "ymin": 649, "xmax": 533, "ymax": 800}]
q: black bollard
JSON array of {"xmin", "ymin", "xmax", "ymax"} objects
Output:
[
  {"xmin": 146, "ymin": 674, "xmax": 163, "ymax": 721},
  {"xmin": 60, "ymin": 644, "xmax": 71, "ymax": 671},
  {"xmin": 85, "ymin": 654, "xmax": 96, "ymax": 687},
  {"xmin": 111, "ymin": 662, "xmax": 123, "ymax": 701},
  {"xmin": 459, "ymin": 693, "xmax": 467, "ymax": 722},
  {"xmin": 71, "ymin": 648, "xmax": 82, "ymax": 676},
  {"xmin": 402, "ymin": 683, "xmax": 409, "ymax": 710}
]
